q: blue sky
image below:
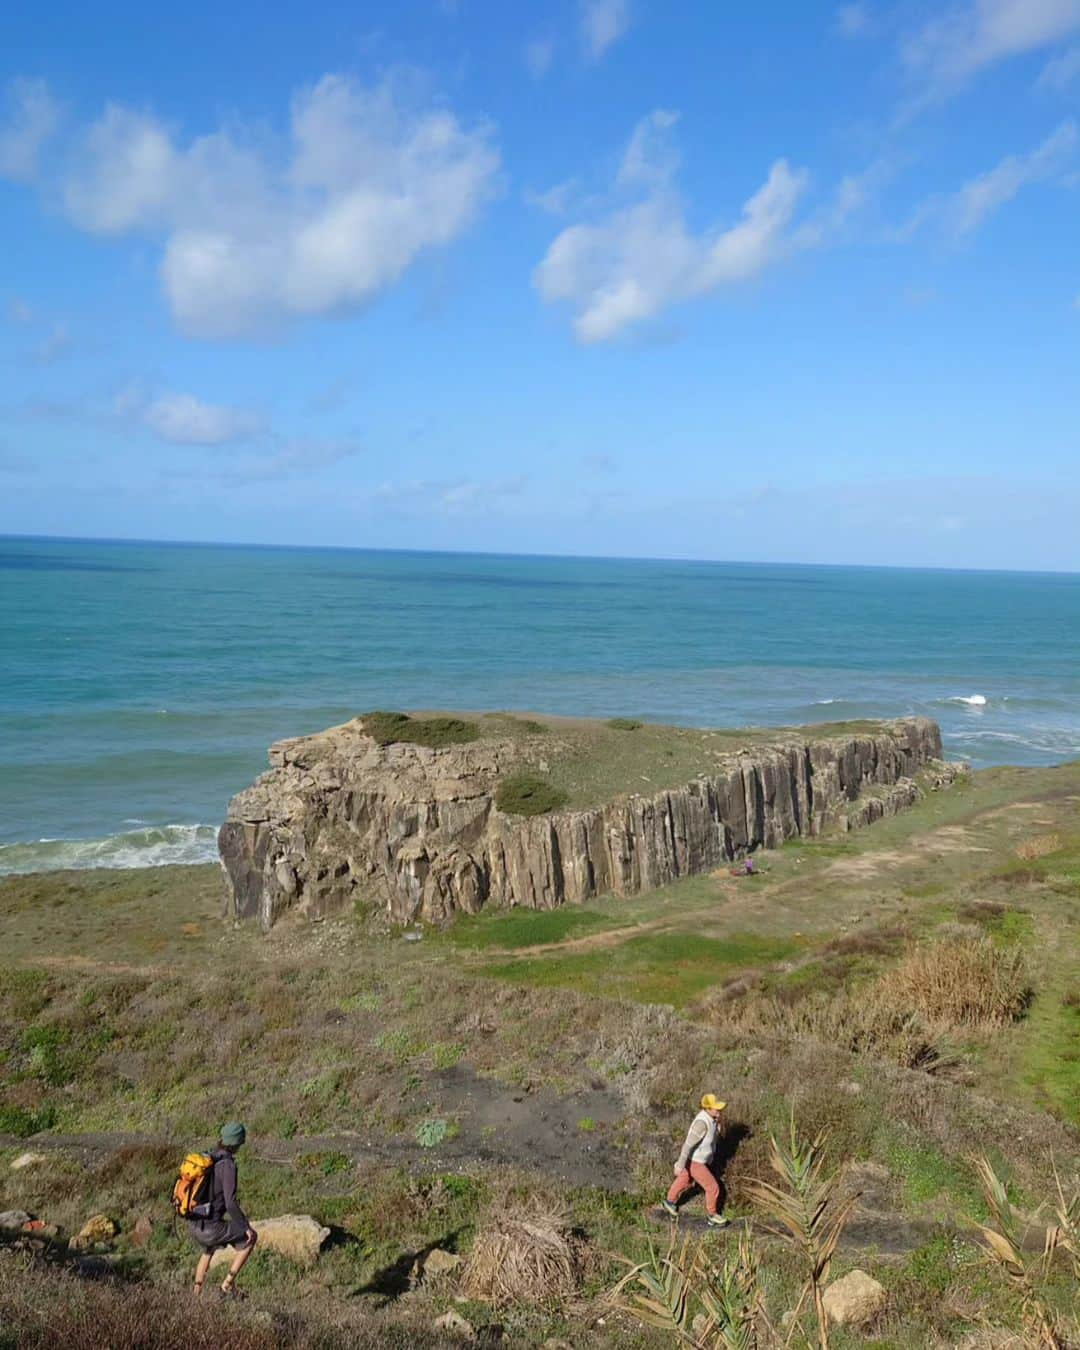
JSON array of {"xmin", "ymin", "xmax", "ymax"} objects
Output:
[{"xmin": 1, "ymin": 0, "xmax": 1079, "ymax": 569}]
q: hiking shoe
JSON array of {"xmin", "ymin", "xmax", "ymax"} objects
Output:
[
  {"xmin": 706, "ymin": 1214, "xmax": 731, "ymax": 1229},
  {"xmin": 660, "ymin": 1200, "xmax": 679, "ymax": 1218}
]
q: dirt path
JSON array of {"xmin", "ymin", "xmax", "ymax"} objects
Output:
[{"xmin": 0, "ymin": 1068, "xmax": 631, "ymax": 1190}]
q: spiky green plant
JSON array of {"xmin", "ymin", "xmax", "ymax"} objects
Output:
[
  {"xmin": 745, "ymin": 1116, "xmax": 859, "ymax": 1350},
  {"xmin": 609, "ymin": 1229, "xmax": 767, "ymax": 1349},
  {"xmin": 969, "ymin": 1155, "xmax": 1066, "ymax": 1350}
]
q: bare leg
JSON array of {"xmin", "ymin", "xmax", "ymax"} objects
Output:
[
  {"xmin": 193, "ymin": 1251, "xmax": 212, "ymax": 1294},
  {"xmin": 220, "ymin": 1235, "xmax": 256, "ymax": 1292}
]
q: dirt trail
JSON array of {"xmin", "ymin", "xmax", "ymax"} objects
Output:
[{"xmin": 0, "ymin": 1068, "xmax": 631, "ymax": 1190}]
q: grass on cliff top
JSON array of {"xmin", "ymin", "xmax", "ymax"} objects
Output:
[
  {"xmin": 494, "ymin": 773, "xmax": 569, "ymax": 816},
  {"xmin": 360, "ymin": 711, "xmax": 481, "ymax": 748},
  {"xmin": 372, "ymin": 709, "xmax": 909, "ymax": 812}
]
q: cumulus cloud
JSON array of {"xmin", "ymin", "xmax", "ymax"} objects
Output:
[
  {"xmin": 903, "ymin": 0, "xmax": 1080, "ymax": 94},
  {"xmin": 534, "ymin": 110, "xmax": 813, "ymax": 342},
  {"xmin": 948, "ymin": 120, "xmax": 1076, "ymax": 232},
  {"xmin": 0, "ymin": 77, "xmax": 60, "ymax": 181},
  {"xmin": 118, "ymin": 388, "xmax": 264, "ymax": 445},
  {"xmin": 24, "ymin": 74, "xmax": 498, "ymax": 337},
  {"xmin": 581, "ymin": 0, "xmax": 632, "ymax": 59}
]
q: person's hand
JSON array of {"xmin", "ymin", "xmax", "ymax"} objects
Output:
[{"xmin": 245, "ymin": 1228, "xmax": 257, "ymax": 1245}]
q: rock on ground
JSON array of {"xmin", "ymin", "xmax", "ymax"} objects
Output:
[
  {"xmin": 0, "ymin": 1211, "xmax": 31, "ymax": 1232},
  {"xmin": 433, "ymin": 1309, "xmax": 475, "ymax": 1340},
  {"xmin": 208, "ymin": 1214, "xmax": 329, "ymax": 1270},
  {"xmin": 71, "ymin": 1215, "xmax": 118, "ymax": 1249},
  {"xmin": 10, "ymin": 1152, "xmax": 49, "ymax": 1172},
  {"xmin": 822, "ymin": 1268, "xmax": 887, "ymax": 1327},
  {"xmin": 415, "ymin": 1246, "xmax": 463, "ymax": 1280}
]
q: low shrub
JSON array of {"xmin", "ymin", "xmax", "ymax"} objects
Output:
[
  {"xmin": 880, "ymin": 937, "xmax": 1031, "ymax": 1026},
  {"xmin": 494, "ymin": 774, "xmax": 569, "ymax": 817},
  {"xmin": 360, "ymin": 712, "xmax": 480, "ymax": 749},
  {"xmin": 605, "ymin": 717, "xmax": 643, "ymax": 731}
]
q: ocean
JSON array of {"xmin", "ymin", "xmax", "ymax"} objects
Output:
[{"xmin": 2, "ymin": 535, "xmax": 1079, "ymax": 874}]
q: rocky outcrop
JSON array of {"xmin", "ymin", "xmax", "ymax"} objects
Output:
[{"xmin": 220, "ymin": 715, "xmax": 950, "ymax": 931}]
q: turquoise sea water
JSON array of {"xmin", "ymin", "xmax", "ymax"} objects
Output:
[{"xmin": 2, "ymin": 535, "xmax": 1079, "ymax": 873}]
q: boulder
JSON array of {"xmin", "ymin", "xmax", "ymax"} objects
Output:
[
  {"xmin": 417, "ymin": 1246, "xmax": 463, "ymax": 1280},
  {"xmin": 0, "ymin": 1210, "xmax": 32, "ymax": 1233},
  {"xmin": 822, "ymin": 1269, "xmax": 887, "ymax": 1327},
  {"xmin": 132, "ymin": 1215, "xmax": 155, "ymax": 1248},
  {"xmin": 208, "ymin": 1214, "xmax": 329, "ymax": 1271},
  {"xmin": 71, "ymin": 1215, "xmax": 118, "ymax": 1250}
]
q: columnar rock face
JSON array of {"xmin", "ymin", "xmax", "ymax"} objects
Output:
[{"xmin": 219, "ymin": 717, "xmax": 947, "ymax": 931}]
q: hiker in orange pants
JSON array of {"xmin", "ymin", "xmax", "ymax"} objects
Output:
[{"xmin": 662, "ymin": 1093, "xmax": 729, "ymax": 1229}]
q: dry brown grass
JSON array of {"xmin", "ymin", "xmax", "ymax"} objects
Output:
[
  {"xmin": 0, "ymin": 1254, "xmax": 442, "ymax": 1349},
  {"xmin": 460, "ymin": 1199, "xmax": 591, "ymax": 1307},
  {"xmin": 1015, "ymin": 834, "xmax": 1061, "ymax": 861},
  {"xmin": 880, "ymin": 938, "xmax": 1031, "ymax": 1027},
  {"xmin": 719, "ymin": 937, "xmax": 1030, "ymax": 1071}
]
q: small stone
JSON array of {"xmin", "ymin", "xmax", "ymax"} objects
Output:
[
  {"xmin": 10, "ymin": 1152, "xmax": 49, "ymax": 1172},
  {"xmin": 433, "ymin": 1309, "xmax": 475, "ymax": 1339},
  {"xmin": 543, "ymin": 1340, "xmax": 574, "ymax": 1350},
  {"xmin": 132, "ymin": 1215, "xmax": 154, "ymax": 1248},
  {"xmin": 422, "ymin": 1247, "xmax": 463, "ymax": 1278},
  {"xmin": 0, "ymin": 1210, "xmax": 32, "ymax": 1232},
  {"xmin": 71, "ymin": 1214, "xmax": 118, "ymax": 1250},
  {"xmin": 822, "ymin": 1269, "xmax": 887, "ymax": 1327}
]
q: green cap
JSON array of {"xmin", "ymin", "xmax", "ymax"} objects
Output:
[{"xmin": 220, "ymin": 1121, "xmax": 247, "ymax": 1147}]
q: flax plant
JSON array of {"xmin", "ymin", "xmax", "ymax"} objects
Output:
[
  {"xmin": 746, "ymin": 1117, "xmax": 858, "ymax": 1350},
  {"xmin": 610, "ymin": 1229, "xmax": 769, "ymax": 1349},
  {"xmin": 969, "ymin": 1155, "xmax": 1070, "ymax": 1350}
]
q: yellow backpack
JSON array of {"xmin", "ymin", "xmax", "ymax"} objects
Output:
[{"xmin": 172, "ymin": 1152, "xmax": 215, "ymax": 1219}]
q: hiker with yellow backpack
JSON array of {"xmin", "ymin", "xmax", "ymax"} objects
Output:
[{"xmin": 173, "ymin": 1122, "xmax": 257, "ymax": 1297}]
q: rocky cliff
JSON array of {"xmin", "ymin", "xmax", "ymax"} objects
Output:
[{"xmin": 219, "ymin": 715, "xmax": 952, "ymax": 931}]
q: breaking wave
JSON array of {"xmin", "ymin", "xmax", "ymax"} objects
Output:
[
  {"xmin": 949, "ymin": 694, "xmax": 988, "ymax": 707},
  {"xmin": 0, "ymin": 823, "xmax": 218, "ymax": 876}
]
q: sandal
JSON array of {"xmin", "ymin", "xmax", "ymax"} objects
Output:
[{"xmin": 220, "ymin": 1277, "xmax": 247, "ymax": 1300}]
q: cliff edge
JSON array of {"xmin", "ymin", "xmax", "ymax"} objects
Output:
[{"xmin": 219, "ymin": 712, "xmax": 956, "ymax": 931}]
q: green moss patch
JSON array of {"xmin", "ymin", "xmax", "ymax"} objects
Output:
[
  {"xmin": 361, "ymin": 711, "xmax": 480, "ymax": 749},
  {"xmin": 479, "ymin": 931, "xmax": 800, "ymax": 1008},
  {"xmin": 447, "ymin": 905, "xmax": 623, "ymax": 950},
  {"xmin": 494, "ymin": 773, "xmax": 569, "ymax": 816}
]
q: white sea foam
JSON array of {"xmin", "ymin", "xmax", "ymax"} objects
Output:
[
  {"xmin": 0, "ymin": 824, "xmax": 218, "ymax": 876},
  {"xmin": 949, "ymin": 694, "xmax": 988, "ymax": 707}
]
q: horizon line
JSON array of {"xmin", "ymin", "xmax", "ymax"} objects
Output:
[{"xmin": 2, "ymin": 530, "xmax": 1078, "ymax": 579}]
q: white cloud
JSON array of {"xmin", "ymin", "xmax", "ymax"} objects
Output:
[
  {"xmin": 219, "ymin": 438, "xmax": 359, "ymax": 483},
  {"xmin": 525, "ymin": 37, "xmax": 555, "ymax": 77},
  {"xmin": 373, "ymin": 475, "xmax": 527, "ymax": 514},
  {"xmin": 837, "ymin": 4, "xmax": 869, "ymax": 37},
  {"xmin": 129, "ymin": 390, "xmax": 264, "ymax": 445},
  {"xmin": 7, "ymin": 298, "xmax": 34, "ymax": 324},
  {"xmin": 581, "ymin": 0, "xmax": 632, "ymax": 60},
  {"xmin": 1038, "ymin": 43, "xmax": 1080, "ymax": 87},
  {"xmin": 949, "ymin": 120, "xmax": 1076, "ymax": 231},
  {"xmin": 524, "ymin": 179, "xmax": 579, "ymax": 216},
  {"xmin": 903, "ymin": 0, "xmax": 1080, "ymax": 94},
  {"xmin": 28, "ymin": 74, "xmax": 498, "ymax": 338},
  {"xmin": 34, "ymin": 321, "xmax": 72, "ymax": 365},
  {"xmin": 534, "ymin": 111, "xmax": 813, "ymax": 342},
  {"xmin": 0, "ymin": 77, "xmax": 61, "ymax": 181}
]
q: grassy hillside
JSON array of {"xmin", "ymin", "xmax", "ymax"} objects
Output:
[{"xmin": 0, "ymin": 758, "xmax": 1078, "ymax": 1347}]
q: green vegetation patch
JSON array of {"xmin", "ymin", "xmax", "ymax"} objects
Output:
[
  {"xmin": 494, "ymin": 773, "xmax": 569, "ymax": 816},
  {"xmin": 480, "ymin": 930, "xmax": 800, "ymax": 1008},
  {"xmin": 447, "ymin": 905, "xmax": 624, "ymax": 950},
  {"xmin": 606, "ymin": 717, "xmax": 643, "ymax": 731},
  {"xmin": 361, "ymin": 711, "xmax": 480, "ymax": 749}
]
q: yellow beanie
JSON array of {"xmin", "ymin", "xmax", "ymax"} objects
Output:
[{"xmin": 701, "ymin": 1093, "xmax": 726, "ymax": 1112}]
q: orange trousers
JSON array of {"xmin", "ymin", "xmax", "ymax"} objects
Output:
[{"xmin": 667, "ymin": 1161, "xmax": 721, "ymax": 1215}]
